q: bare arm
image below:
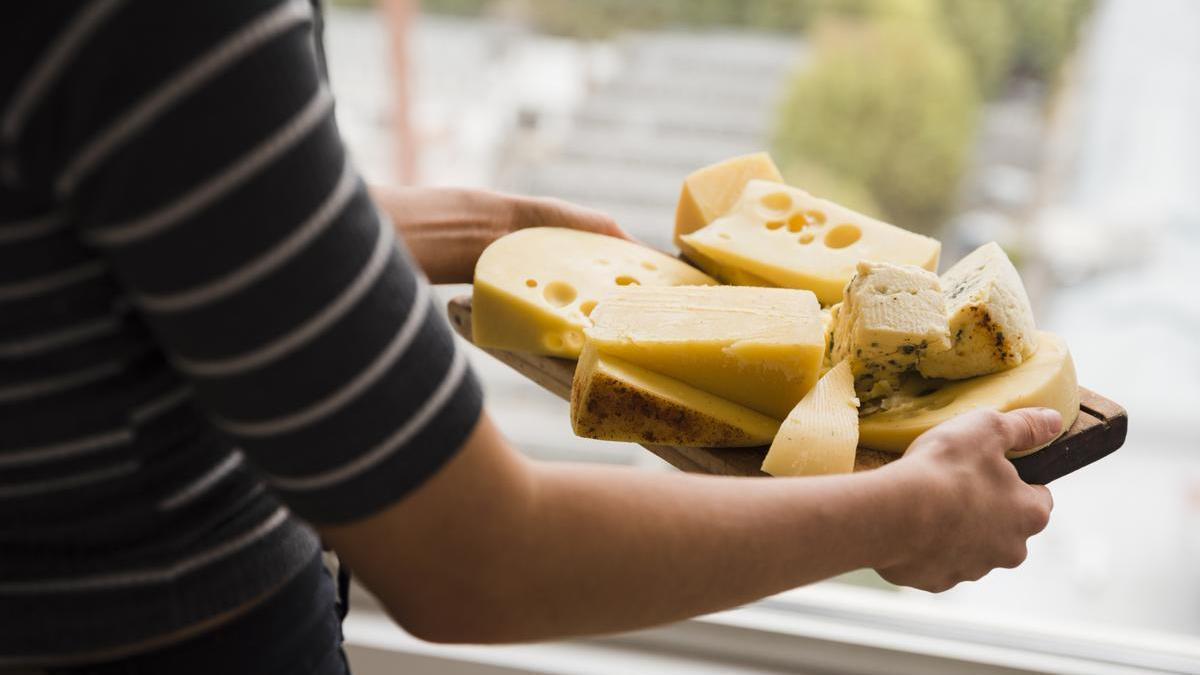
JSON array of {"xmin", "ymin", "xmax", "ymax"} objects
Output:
[
  {"xmin": 369, "ymin": 185, "xmax": 627, "ymax": 284},
  {"xmin": 321, "ymin": 408, "xmax": 1060, "ymax": 643}
]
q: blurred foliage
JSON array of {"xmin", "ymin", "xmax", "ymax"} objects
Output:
[
  {"xmin": 938, "ymin": 0, "xmax": 1016, "ymax": 97},
  {"xmin": 1008, "ymin": 0, "xmax": 1094, "ymax": 83},
  {"xmin": 773, "ymin": 18, "xmax": 979, "ymax": 234}
]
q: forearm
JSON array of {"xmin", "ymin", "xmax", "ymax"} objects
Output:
[
  {"xmin": 370, "ymin": 185, "xmax": 515, "ymax": 284},
  {"xmin": 327, "ymin": 417, "xmax": 915, "ymax": 643}
]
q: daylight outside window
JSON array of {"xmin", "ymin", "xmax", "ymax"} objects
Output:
[{"xmin": 324, "ymin": 0, "xmax": 1200, "ymax": 672}]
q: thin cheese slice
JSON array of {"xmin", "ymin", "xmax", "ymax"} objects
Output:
[
  {"xmin": 585, "ymin": 286, "xmax": 825, "ymax": 420},
  {"xmin": 473, "ymin": 228, "xmax": 715, "ymax": 358},
  {"xmin": 762, "ymin": 361, "xmax": 860, "ymax": 477},
  {"xmin": 859, "ymin": 331, "xmax": 1079, "ymax": 457},
  {"xmin": 681, "ymin": 180, "xmax": 942, "ymax": 305},
  {"xmin": 830, "ymin": 261, "xmax": 952, "ymax": 400},
  {"xmin": 571, "ymin": 345, "xmax": 780, "ymax": 447},
  {"xmin": 918, "ymin": 242, "xmax": 1038, "ymax": 380},
  {"xmin": 675, "ymin": 154, "xmax": 784, "ymax": 287}
]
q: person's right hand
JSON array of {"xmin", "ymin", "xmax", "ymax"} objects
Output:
[{"xmin": 873, "ymin": 408, "xmax": 1062, "ymax": 592}]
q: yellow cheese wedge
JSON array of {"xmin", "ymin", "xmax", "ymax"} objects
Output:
[
  {"xmin": 830, "ymin": 261, "xmax": 952, "ymax": 400},
  {"xmin": 473, "ymin": 228, "xmax": 715, "ymax": 358},
  {"xmin": 859, "ymin": 331, "xmax": 1079, "ymax": 457},
  {"xmin": 585, "ymin": 286, "xmax": 825, "ymax": 420},
  {"xmin": 918, "ymin": 242, "xmax": 1039, "ymax": 380},
  {"xmin": 762, "ymin": 361, "xmax": 860, "ymax": 477},
  {"xmin": 675, "ymin": 153, "xmax": 784, "ymax": 287},
  {"xmin": 571, "ymin": 345, "xmax": 780, "ymax": 447},
  {"xmin": 681, "ymin": 180, "xmax": 942, "ymax": 305}
]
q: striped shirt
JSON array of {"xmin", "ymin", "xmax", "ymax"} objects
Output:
[{"xmin": 0, "ymin": 0, "xmax": 483, "ymax": 665}]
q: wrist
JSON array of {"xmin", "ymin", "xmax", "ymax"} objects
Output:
[{"xmin": 858, "ymin": 465, "xmax": 930, "ymax": 570}]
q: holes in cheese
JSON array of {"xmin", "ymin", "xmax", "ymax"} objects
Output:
[
  {"xmin": 762, "ymin": 360, "xmax": 859, "ymax": 477},
  {"xmin": 570, "ymin": 344, "xmax": 781, "ymax": 447},
  {"xmin": 681, "ymin": 180, "xmax": 941, "ymax": 305},
  {"xmin": 674, "ymin": 153, "xmax": 785, "ymax": 287},
  {"xmin": 473, "ymin": 228, "xmax": 715, "ymax": 358},
  {"xmin": 859, "ymin": 332, "xmax": 1079, "ymax": 457},
  {"xmin": 584, "ymin": 286, "xmax": 825, "ymax": 420}
]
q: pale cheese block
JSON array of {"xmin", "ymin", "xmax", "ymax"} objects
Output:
[
  {"xmin": 762, "ymin": 360, "xmax": 860, "ymax": 477},
  {"xmin": 830, "ymin": 261, "xmax": 952, "ymax": 401},
  {"xmin": 681, "ymin": 180, "xmax": 942, "ymax": 305},
  {"xmin": 570, "ymin": 345, "xmax": 780, "ymax": 447},
  {"xmin": 472, "ymin": 228, "xmax": 715, "ymax": 358},
  {"xmin": 860, "ymin": 331, "xmax": 1079, "ymax": 457},
  {"xmin": 918, "ymin": 242, "xmax": 1038, "ymax": 380},
  {"xmin": 675, "ymin": 154, "xmax": 784, "ymax": 287},
  {"xmin": 585, "ymin": 286, "xmax": 825, "ymax": 420}
]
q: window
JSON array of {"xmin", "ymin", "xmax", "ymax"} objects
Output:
[{"xmin": 326, "ymin": 0, "xmax": 1200, "ymax": 671}]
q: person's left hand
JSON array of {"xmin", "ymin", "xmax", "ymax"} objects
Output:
[{"xmin": 509, "ymin": 194, "xmax": 634, "ymax": 242}]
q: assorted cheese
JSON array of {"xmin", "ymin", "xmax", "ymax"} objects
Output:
[
  {"xmin": 570, "ymin": 345, "xmax": 780, "ymax": 447},
  {"xmin": 860, "ymin": 332, "xmax": 1079, "ymax": 457},
  {"xmin": 584, "ymin": 286, "xmax": 825, "ymax": 420},
  {"xmin": 471, "ymin": 154, "xmax": 1081, "ymax": 465},
  {"xmin": 918, "ymin": 242, "xmax": 1039, "ymax": 380},
  {"xmin": 472, "ymin": 228, "xmax": 714, "ymax": 358},
  {"xmin": 762, "ymin": 361, "xmax": 860, "ymax": 477},
  {"xmin": 674, "ymin": 154, "xmax": 784, "ymax": 287},
  {"xmin": 830, "ymin": 261, "xmax": 952, "ymax": 401},
  {"xmin": 681, "ymin": 180, "xmax": 941, "ymax": 305}
]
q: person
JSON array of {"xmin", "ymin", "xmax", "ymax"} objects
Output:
[{"xmin": 0, "ymin": 1, "xmax": 1059, "ymax": 672}]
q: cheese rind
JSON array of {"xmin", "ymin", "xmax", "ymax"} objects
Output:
[
  {"xmin": 860, "ymin": 331, "xmax": 1078, "ymax": 457},
  {"xmin": 830, "ymin": 261, "xmax": 952, "ymax": 400},
  {"xmin": 681, "ymin": 180, "xmax": 942, "ymax": 305},
  {"xmin": 473, "ymin": 228, "xmax": 715, "ymax": 358},
  {"xmin": 571, "ymin": 345, "xmax": 780, "ymax": 447},
  {"xmin": 675, "ymin": 154, "xmax": 785, "ymax": 287},
  {"xmin": 585, "ymin": 286, "xmax": 826, "ymax": 420},
  {"xmin": 762, "ymin": 360, "xmax": 860, "ymax": 477},
  {"xmin": 918, "ymin": 242, "xmax": 1038, "ymax": 380}
]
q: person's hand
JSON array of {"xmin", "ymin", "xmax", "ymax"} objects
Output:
[
  {"xmin": 873, "ymin": 408, "xmax": 1061, "ymax": 592},
  {"xmin": 510, "ymin": 195, "xmax": 634, "ymax": 241}
]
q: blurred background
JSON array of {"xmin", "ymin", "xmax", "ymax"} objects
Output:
[{"xmin": 323, "ymin": 0, "xmax": 1200, "ymax": 670}]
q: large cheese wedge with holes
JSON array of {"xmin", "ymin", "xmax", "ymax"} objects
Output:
[
  {"xmin": 681, "ymin": 180, "xmax": 942, "ymax": 305},
  {"xmin": 473, "ymin": 228, "xmax": 716, "ymax": 358},
  {"xmin": 762, "ymin": 361, "xmax": 859, "ymax": 477},
  {"xmin": 859, "ymin": 332, "xmax": 1078, "ymax": 457},
  {"xmin": 675, "ymin": 154, "xmax": 783, "ymax": 287},
  {"xmin": 918, "ymin": 242, "xmax": 1038, "ymax": 380},
  {"xmin": 585, "ymin": 286, "xmax": 825, "ymax": 419},
  {"xmin": 831, "ymin": 261, "xmax": 952, "ymax": 401},
  {"xmin": 571, "ymin": 344, "xmax": 780, "ymax": 447}
]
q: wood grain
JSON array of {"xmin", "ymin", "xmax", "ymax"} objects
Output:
[{"xmin": 448, "ymin": 295, "xmax": 1126, "ymax": 483}]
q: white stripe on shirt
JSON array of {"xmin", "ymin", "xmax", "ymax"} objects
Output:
[
  {"xmin": 0, "ymin": 214, "xmax": 67, "ymax": 244},
  {"xmin": 175, "ymin": 214, "xmax": 395, "ymax": 377},
  {"xmin": 0, "ymin": 429, "xmax": 132, "ymax": 469},
  {"xmin": 82, "ymin": 85, "xmax": 334, "ymax": 248},
  {"xmin": 215, "ymin": 281, "xmax": 432, "ymax": 437},
  {"xmin": 157, "ymin": 450, "xmax": 245, "ymax": 511},
  {"xmin": 0, "ymin": 360, "xmax": 122, "ymax": 404},
  {"xmin": 135, "ymin": 158, "xmax": 356, "ymax": 313},
  {"xmin": 1, "ymin": 0, "xmax": 127, "ymax": 143},
  {"xmin": 55, "ymin": 0, "xmax": 314, "ymax": 196},
  {"xmin": 0, "ymin": 507, "xmax": 289, "ymax": 593},
  {"xmin": 0, "ymin": 261, "xmax": 106, "ymax": 303},
  {"xmin": 0, "ymin": 460, "xmax": 138, "ymax": 499},
  {"xmin": 0, "ymin": 314, "xmax": 121, "ymax": 358},
  {"xmin": 271, "ymin": 347, "xmax": 469, "ymax": 491}
]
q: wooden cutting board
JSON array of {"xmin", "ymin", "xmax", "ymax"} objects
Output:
[{"xmin": 448, "ymin": 295, "xmax": 1127, "ymax": 484}]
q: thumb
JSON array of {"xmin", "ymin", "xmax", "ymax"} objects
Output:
[{"xmin": 1002, "ymin": 408, "xmax": 1063, "ymax": 454}]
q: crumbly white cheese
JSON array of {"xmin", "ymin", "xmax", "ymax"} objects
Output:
[
  {"xmin": 918, "ymin": 242, "xmax": 1038, "ymax": 380},
  {"xmin": 830, "ymin": 261, "xmax": 952, "ymax": 400}
]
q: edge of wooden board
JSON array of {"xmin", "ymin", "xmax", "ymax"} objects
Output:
[{"xmin": 448, "ymin": 295, "xmax": 1126, "ymax": 484}]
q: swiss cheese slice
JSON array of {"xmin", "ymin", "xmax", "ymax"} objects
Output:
[
  {"xmin": 859, "ymin": 331, "xmax": 1079, "ymax": 457},
  {"xmin": 918, "ymin": 242, "xmax": 1038, "ymax": 380},
  {"xmin": 762, "ymin": 360, "xmax": 859, "ymax": 477},
  {"xmin": 571, "ymin": 345, "xmax": 780, "ymax": 447},
  {"xmin": 681, "ymin": 180, "xmax": 942, "ymax": 305},
  {"xmin": 675, "ymin": 154, "xmax": 784, "ymax": 287},
  {"xmin": 830, "ymin": 261, "xmax": 952, "ymax": 400},
  {"xmin": 585, "ymin": 286, "xmax": 825, "ymax": 420},
  {"xmin": 472, "ymin": 228, "xmax": 715, "ymax": 358}
]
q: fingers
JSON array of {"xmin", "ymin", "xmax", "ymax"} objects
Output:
[{"xmin": 999, "ymin": 408, "xmax": 1063, "ymax": 454}]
